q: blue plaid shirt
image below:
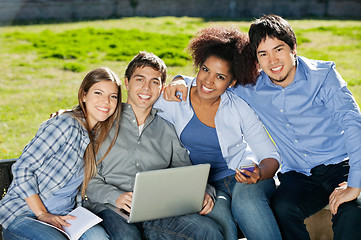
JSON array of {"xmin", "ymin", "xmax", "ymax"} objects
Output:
[{"xmin": 0, "ymin": 114, "xmax": 89, "ymax": 228}]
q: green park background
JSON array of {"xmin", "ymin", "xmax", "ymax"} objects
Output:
[{"xmin": 0, "ymin": 17, "xmax": 360, "ymax": 159}]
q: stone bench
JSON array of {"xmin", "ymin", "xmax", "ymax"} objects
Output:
[
  {"xmin": 0, "ymin": 158, "xmax": 17, "ymax": 240},
  {"xmin": 305, "ymin": 205, "xmax": 333, "ymax": 240},
  {"xmin": 0, "ymin": 159, "xmax": 333, "ymax": 240}
]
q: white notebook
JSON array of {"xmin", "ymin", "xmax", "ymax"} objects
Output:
[{"xmin": 31, "ymin": 206, "xmax": 102, "ymax": 240}]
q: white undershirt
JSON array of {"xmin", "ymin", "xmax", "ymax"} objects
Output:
[{"xmin": 138, "ymin": 124, "xmax": 144, "ymax": 135}]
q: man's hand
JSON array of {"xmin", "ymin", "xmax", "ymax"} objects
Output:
[
  {"xmin": 329, "ymin": 182, "xmax": 361, "ymax": 215},
  {"xmin": 115, "ymin": 192, "xmax": 133, "ymax": 213},
  {"xmin": 37, "ymin": 212, "xmax": 76, "ymax": 230},
  {"xmin": 199, "ymin": 193, "xmax": 214, "ymax": 215},
  {"xmin": 235, "ymin": 164, "xmax": 261, "ymax": 184},
  {"xmin": 163, "ymin": 77, "xmax": 188, "ymax": 102}
]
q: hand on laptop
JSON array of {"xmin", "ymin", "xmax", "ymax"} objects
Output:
[
  {"xmin": 115, "ymin": 192, "xmax": 133, "ymax": 213},
  {"xmin": 199, "ymin": 193, "xmax": 214, "ymax": 215}
]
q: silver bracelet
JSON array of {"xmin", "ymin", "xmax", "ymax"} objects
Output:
[{"xmin": 36, "ymin": 211, "xmax": 48, "ymax": 218}]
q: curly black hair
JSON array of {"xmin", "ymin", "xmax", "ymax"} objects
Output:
[{"xmin": 188, "ymin": 26, "xmax": 259, "ymax": 86}]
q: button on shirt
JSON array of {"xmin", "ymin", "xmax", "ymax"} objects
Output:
[{"xmin": 232, "ymin": 56, "xmax": 361, "ymax": 188}]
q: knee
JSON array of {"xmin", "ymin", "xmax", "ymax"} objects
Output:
[
  {"xmin": 81, "ymin": 224, "xmax": 109, "ymax": 240},
  {"xmin": 332, "ymin": 201, "xmax": 361, "ymax": 239},
  {"xmin": 98, "ymin": 210, "xmax": 140, "ymax": 240},
  {"xmin": 196, "ymin": 217, "xmax": 224, "ymax": 239},
  {"xmin": 271, "ymin": 194, "xmax": 300, "ymax": 219},
  {"xmin": 208, "ymin": 198, "xmax": 233, "ymax": 223},
  {"xmin": 234, "ymin": 179, "xmax": 275, "ymax": 201},
  {"xmin": 144, "ymin": 215, "xmax": 224, "ymax": 239},
  {"xmin": 333, "ymin": 201, "xmax": 361, "ymax": 225}
]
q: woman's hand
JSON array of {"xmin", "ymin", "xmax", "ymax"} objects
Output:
[
  {"xmin": 25, "ymin": 194, "xmax": 75, "ymax": 230},
  {"xmin": 37, "ymin": 212, "xmax": 76, "ymax": 230},
  {"xmin": 235, "ymin": 164, "xmax": 261, "ymax": 184},
  {"xmin": 199, "ymin": 193, "xmax": 214, "ymax": 215},
  {"xmin": 235, "ymin": 158, "xmax": 279, "ymax": 184}
]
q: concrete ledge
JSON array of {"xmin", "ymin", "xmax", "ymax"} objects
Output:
[
  {"xmin": 305, "ymin": 206, "xmax": 333, "ymax": 240},
  {"xmin": 237, "ymin": 205, "xmax": 333, "ymax": 240}
]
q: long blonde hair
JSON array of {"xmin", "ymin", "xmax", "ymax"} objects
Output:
[{"xmin": 68, "ymin": 67, "xmax": 122, "ymax": 198}]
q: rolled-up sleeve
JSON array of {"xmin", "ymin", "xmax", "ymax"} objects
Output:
[{"xmin": 323, "ymin": 65, "xmax": 361, "ymax": 188}]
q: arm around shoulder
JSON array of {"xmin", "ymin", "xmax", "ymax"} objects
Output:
[{"xmin": 163, "ymin": 75, "xmax": 193, "ymax": 102}]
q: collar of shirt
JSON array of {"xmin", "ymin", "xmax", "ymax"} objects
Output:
[{"xmin": 121, "ymin": 102, "xmax": 157, "ymax": 133}]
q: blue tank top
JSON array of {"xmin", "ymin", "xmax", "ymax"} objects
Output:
[{"xmin": 180, "ymin": 113, "xmax": 235, "ymax": 182}]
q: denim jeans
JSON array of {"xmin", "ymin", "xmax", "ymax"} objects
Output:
[
  {"xmin": 207, "ymin": 190, "xmax": 237, "ymax": 240},
  {"xmin": 3, "ymin": 213, "xmax": 109, "ymax": 240},
  {"xmin": 271, "ymin": 160, "xmax": 361, "ymax": 240},
  {"xmin": 98, "ymin": 208, "xmax": 223, "ymax": 240},
  {"xmin": 210, "ymin": 175, "xmax": 281, "ymax": 240}
]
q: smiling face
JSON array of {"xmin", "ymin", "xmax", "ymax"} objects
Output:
[
  {"xmin": 256, "ymin": 36, "xmax": 297, "ymax": 88},
  {"xmin": 195, "ymin": 55, "xmax": 236, "ymax": 103},
  {"xmin": 125, "ymin": 66, "xmax": 163, "ymax": 114},
  {"xmin": 83, "ymin": 80, "xmax": 119, "ymax": 129}
]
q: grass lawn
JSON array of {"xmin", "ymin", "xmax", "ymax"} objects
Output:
[{"xmin": 0, "ymin": 17, "xmax": 360, "ymax": 159}]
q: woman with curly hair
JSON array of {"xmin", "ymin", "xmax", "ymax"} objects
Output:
[{"xmin": 155, "ymin": 26, "xmax": 282, "ymax": 240}]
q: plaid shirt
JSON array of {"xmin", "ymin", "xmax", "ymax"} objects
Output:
[{"xmin": 0, "ymin": 114, "xmax": 89, "ymax": 228}]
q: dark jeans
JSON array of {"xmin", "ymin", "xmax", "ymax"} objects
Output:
[
  {"xmin": 97, "ymin": 208, "xmax": 223, "ymax": 240},
  {"xmin": 271, "ymin": 160, "xmax": 361, "ymax": 240}
]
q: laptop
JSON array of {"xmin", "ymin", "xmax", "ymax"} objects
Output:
[{"xmin": 105, "ymin": 164, "xmax": 210, "ymax": 223}]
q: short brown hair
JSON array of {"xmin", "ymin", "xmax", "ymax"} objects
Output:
[{"xmin": 125, "ymin": 51, "xmax": 167, "ymax": 84}]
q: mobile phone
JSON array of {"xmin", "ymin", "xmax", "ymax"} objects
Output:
[{"xmin": 240, "ymin": 165, "xmax": 255, "ymax": 177}]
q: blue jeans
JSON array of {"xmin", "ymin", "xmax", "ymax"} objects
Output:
[
  {"xmin": 207, "ymin": 190, "xmax": 237, "ymax": 240},
  {"xmin": 210, "ymin": 175, "xmax": 281, "ymax": 240},
  {"xmin": 271, "ymin": 160, "xmax": 361, "ymax": 240},
  {"xmin": 98, "ymin": 208, "xmax": 223, "ymax": 240},
  {"xmin": 3, "ymin": 213, "xmax": 109, "ymax": 240}
]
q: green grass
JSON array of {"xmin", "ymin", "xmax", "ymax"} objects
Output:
[
  {"xmin": 0, "ymin": 16, "xmax": 360, "ymax": 159},
  {"xmin": 4, "ymin": 28, "xmax": 192, "ymax": 67}
]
